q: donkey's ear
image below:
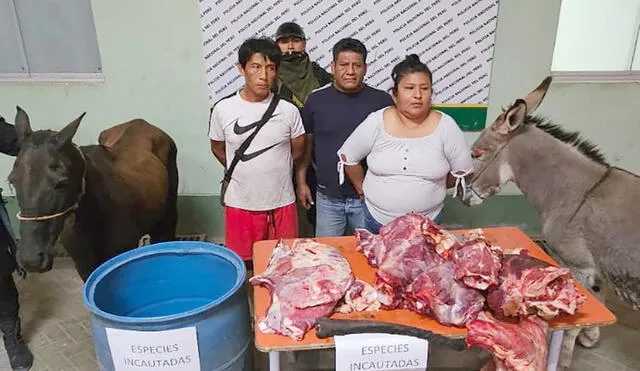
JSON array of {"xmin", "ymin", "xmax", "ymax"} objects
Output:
[
  {"xmin": 523, "ymin": 76, "xmax": 552, "ymax": 114},
  {"xmin": 55, "ymin": 112, "xmax": 86, "ymax": 146},
  {"xmin": 14, "ymin": 106, "xmax": 32, "ymax": 145},
  {"xmin": 498, "ymin": 99, "xmax": 527, "ymax": 135}
]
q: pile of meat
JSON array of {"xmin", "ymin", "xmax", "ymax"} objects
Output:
[
  {"xmin": 355, "ymin": 213, "xmax": 587, "ymax": 371},
  {"xmin": 249, "ymin": 238, "xmax": 356, "ymax": 341},
  {"xmin": 249, "ymin": 214, "xmax": 587, "ymax": 371}
]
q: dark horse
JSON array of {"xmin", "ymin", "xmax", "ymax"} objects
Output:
[{"xmin": 7, "ymin": 107, "xmax": 178, "ymax": 281}]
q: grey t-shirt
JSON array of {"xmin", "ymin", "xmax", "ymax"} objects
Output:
[{"xmin": 337, "ymin": 107, "xmax": 473, "ymax": 224}]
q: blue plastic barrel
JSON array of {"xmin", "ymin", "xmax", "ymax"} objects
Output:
[{"xmin": 83, "ymin": 241, "xmax": 253, "ymax": 371}]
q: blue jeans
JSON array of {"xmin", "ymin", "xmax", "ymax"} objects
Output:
[
  {"xmin": 364, "ymin": 204, "xmax": 443, "ymax": 234},
  {"xmin": 315, "ymin": 192, "xmax": 365, "ymax": 237}
]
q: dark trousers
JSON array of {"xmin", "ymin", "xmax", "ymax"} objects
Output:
[
  {"xmin": 0, "ymin": 250, "xmax": 32, "ymax": 371},
  {"xmin": 0, "ymin": 238, "xmax": 18, "ymax": 322},
  {"xmin": 0, "ymin": 273, "xmax": 18, "ymax": 321}
]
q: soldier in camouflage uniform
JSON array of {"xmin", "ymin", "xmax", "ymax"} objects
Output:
[{"xmin": 273, "ymin": 21, "xmax": 332, "ymax": 232}]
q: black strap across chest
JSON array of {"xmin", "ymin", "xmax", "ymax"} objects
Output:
[{"xmin": 223, "ymin": 95, "xmax": 280, "ymax": 183}]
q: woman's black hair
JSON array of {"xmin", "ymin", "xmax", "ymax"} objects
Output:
[{"xmin": 390, "ymin": 54, "xmax": 432, "ymax": 93}]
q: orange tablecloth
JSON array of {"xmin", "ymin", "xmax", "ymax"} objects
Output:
[{"xmin": 251, "ymin": 227, "xmax": 617, "ymax": 352}]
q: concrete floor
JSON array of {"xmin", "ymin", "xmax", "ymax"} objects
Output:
[{"xmin": 1, "ymin": 257, "xmax": 639, "ymax": 371}]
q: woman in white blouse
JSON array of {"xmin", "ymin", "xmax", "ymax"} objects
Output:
[{"xmin": 337, "ymin": 54, "xmax": 473, "ymax": 233}]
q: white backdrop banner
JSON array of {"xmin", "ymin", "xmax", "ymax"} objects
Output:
[{"xmin": 198, "ymin": 0, "xmax": 499, "ymax": 128}]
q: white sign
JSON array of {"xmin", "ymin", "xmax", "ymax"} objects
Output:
[
  {"xmin": 198, "ymin": 0, "xmax": 499, "ymax": 106},
  {"xmin": 334, "ymin": 333, "xmax": 429, "ymax": 371},
  {"xmin": 105, "ymin": 327, "xmax": 201, "ymax": 371}
]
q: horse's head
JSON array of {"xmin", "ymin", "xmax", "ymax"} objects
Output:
[
  {"xmin": 8, "ymin": 107, "xmax": 86, "ymax": 273},
  {"xmin": 461, "ymin": 76, "xmax": 553, "ymax": 206}
]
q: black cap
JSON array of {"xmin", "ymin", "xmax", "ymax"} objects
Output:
[{"xmin": 275, "ymin": 22, "xmax": 306, "ymax": 41}]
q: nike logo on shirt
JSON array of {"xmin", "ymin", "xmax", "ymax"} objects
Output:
[
  {"xmin": 240, "ymin": 143, "xmax": 279, "ymax": 161},
  {"xmin": 232, "ymin": 113, "xmax": 280, "ymax": 135}
]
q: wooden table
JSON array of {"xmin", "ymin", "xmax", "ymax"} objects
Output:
[{"xmin": 251, "ymin": 227, "xmax": 617, "ymax": 371}]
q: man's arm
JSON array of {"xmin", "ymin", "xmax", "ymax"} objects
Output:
[
  {"xmin": 293, "ymin": 133, "xmax": 313, "ymax": 209},
  {"xmin": 297, "ymin": 97, "xmax": 315, "ymax": 184},
  {"xmin": 344, "ymin": 162, "xmax": 365, "ymax": 197},
  {"xmin": 0, "ymin": 117, "xmax": 20, "ymax": 156},
  {"xmin": 291, "ymin": 134, "xmax": 306, "ymax": 165},
  {"xmin": 292, "ymin": 101, "xmax": 314, "ymax": 208},
  {"xmin": 208, "ymin": 105, "xmax": 227, "ymax": 167},
  {"xmin": 295, "ymin": 134, "xmax": 312, "ymax": 183},
  {"xmin": 210, "ymin": 139, "xmax": 227, "ymax": 167}
]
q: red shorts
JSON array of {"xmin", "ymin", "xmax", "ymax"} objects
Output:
[{"xmin": 225, "ymin": 202, "xmax": 298, "ymax": 261}]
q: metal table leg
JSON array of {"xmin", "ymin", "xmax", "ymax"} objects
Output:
[
  {"xmin": 269, "ymin": 351, "xmax": 280, "ymax": 371},
  {"xmin": 547, "ymin": 330, "xmax": 564, "ymax": 371}
]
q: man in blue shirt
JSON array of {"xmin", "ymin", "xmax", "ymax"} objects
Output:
[{"xmin": 296, "ymin": 38, "xmax": 393, "ymax": 237}]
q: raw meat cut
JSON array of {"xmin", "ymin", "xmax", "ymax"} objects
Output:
[
  {"xmin": 335, "ymin": 280, "xmax": 381, "ymax": 314},
  {"xmin": 406, "ymin": 261, "xmax": 486, "ymax": 326},
  {"xmin": 355, "ymin": 215, "xmax": 448, "ymax": 310},
  {"xmin": 354, "ymin": 229, "xmax": 385, "ymax": 268},
  {"xmin": 487, "ymin": 253, "xmax": 586, "ymax": 319},
  {"xmin": 466, "ymin": 311, "xmax": 549, "ymax": 371},
  {"xmin": 376, "ymin": 213, "xmax": 462, "ymax": 259},
  {"xmin": 375, "ymin": 237, "xmax": 447, "ymax": 309},
  {"xmin": 422, "ymin": 221, "xmax": 462, "ymax": 260},
  {"xmin": 354, "ymin": 213, "xmax": 486, "ymax": 325},
  {"xmin": 352, "ymin": 213, "xmax": 587, "ymax": 370},
  {"xmin": 249, "ymin": 239, "xmax": 355, "ymax": 340},
  {"xmin": 452, "ymin": 238, "xmax": 502, "ymax": 290},
  {"xmin": 499, "ymin": 251, "xmax": 550, "ymax": 276},
  {"xmin": 379, "ymin": 212, "xmax": 430, "ymax": 239},
  {"xmin": 463, "ymin": 228, "xmax": 486, "ymax": 240}
]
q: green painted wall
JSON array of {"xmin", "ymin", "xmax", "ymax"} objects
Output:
[{"xmin": 434, "ymin": 106, "xmax": 488, "ymax": 132}]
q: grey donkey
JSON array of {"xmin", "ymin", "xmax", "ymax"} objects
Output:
[{"xmin": 460, "ymin": 76, "xmax": 639, "ymax": 369}]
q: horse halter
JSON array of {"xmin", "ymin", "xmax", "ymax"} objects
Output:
[
  {"xmin": 470, "ymin": 100, "xmax": 531, "ymax": 192},
  {"xmin": 16, "ymin": 145, "xmax": 87, "ymax": 222},
  {"xmin": 461, "ymin": 136, "xmax": 514, "ymax": 203}
]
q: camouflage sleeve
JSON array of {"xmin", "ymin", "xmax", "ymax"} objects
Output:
[
  {"xmin": 0, "ymin": 117, "xmax": 19, "ymax": 156},
  {"xmin": 312, "ymin": 62, "xmax": 333, "ymax": 86}
]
